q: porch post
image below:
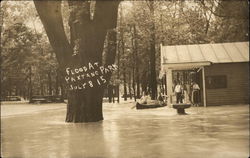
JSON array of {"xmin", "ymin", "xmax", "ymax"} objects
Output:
[
  {"xmin": 166, "ymin": 69, "xmax": 173, "ymax": 106},
  {"xmin": 202, "ymin": 67, "xmax": 207, "ymax": 107}
]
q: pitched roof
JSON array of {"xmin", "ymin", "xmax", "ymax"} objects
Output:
[{"xmin": 161, "ymin": 42, "xmax": 249, "ymax": 64}]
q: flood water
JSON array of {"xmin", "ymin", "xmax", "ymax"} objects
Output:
[{"xmin": 1, "ymin": 102, "xmax": 249, "ymax": 158}]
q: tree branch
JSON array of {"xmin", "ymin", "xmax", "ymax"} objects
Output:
[
  {"xmin": 199, "ymin": 0, "xmax": 248, "ymax": 19},
  {"xmin": 104, "ymin": 29, "xmax": 117, "ymax": 66},
  {"xmin": 104, "ymin": 29, "xmax": 117, "ymax": 81},
  {"xmin": 68, "ymin": 1, "xmax": 91, "ymax": 64},
  {"xmin": 94, "ymin": 1, "xmax": 121, "ymax": 30},
  {"xmin": 34, "ymin": 0, "xmax": 72, "ymax": 67}
]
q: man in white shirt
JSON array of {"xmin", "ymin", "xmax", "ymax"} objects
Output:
[{"xmin": 174, "ymin": 82, "xmax": 183, "ymax": 104}]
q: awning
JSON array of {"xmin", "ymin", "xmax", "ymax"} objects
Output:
[
  {"xmin": 162, "ymin": 61, "xmax": 211, "ymax": 70},
  {"xmin": 161, "ymin": 42, "xmax": 249, "ymax": 65}
]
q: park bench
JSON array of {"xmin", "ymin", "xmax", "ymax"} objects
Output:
[
  {"xmin": 29, "ymin": 95, "xmax": 64, "ymax": 104},
  {"xmin": 1, "ymin": 96, "xmax": 21, "ymax": 101},
  {"xmin": 29, "ymin": 96, "xmax": 48, "ymax": 103},
  {"xmin": 45, "ymin": 95, "xmax": 64, "ymax": 103}
]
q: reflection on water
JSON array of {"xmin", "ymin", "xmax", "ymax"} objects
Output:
[{"xmin": 1, "ymin": 104, "xmax": 249, "ymax": 158}]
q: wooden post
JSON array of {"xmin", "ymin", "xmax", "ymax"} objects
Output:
[
  {"xmin": 160, "ymin": 43, "xmax": 163, "ymax": 69},
  {"xmin": 202, "ymin": 67, "xmax": 207, "ymax": 107},
  {"xmin": 166, "ymin": 69, "xmax": 173, "ymax": 106}
]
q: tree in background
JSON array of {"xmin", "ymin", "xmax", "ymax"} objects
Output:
[
  {"xmin": 202, "ymin": 0, "xmax": 249, "ymax": 42},
  {"xmin": 146, "ymin": 0, "xmax": 157, "ymax": 99},
  {"xmin": 1, "ymin": 1, "xmax": 61, "ymax": 99},
  {"xmin": 1, "ymin": 23, "xmax": 39, "ymax": 97},
  {"xmin": 117, "ymin": 0, "xmax": 248, "ymax": 99}
]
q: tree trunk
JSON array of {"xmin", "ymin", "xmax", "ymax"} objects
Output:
[
  {"xmin": 121, "ymin": 28, "xmax": 127, "ymax": 101},
  {"xmin": 34, "ymin": 1, "xmax": 120, "ymax": 123},
  {"xmin": 132, "ymin": 64, "xmax": 136, "ymax": 102},
  {"xmin": 133, "ymin": 25, "xmax": 140, "ymax": 99},
  {"xmin": 141, "ymin": 70, "xmax": 147, "ymax": 93},
  {"xmin": 66, "ymin": 87, "xmax": 104, "ymax": 122},
  {"xmin": 128, "ymin": 72, "xmax": 132, "ymax": 99},
  {"xmin": 66, "ymin": 1, "xmax": 119, "ymax": 122},
  {"xmin": 123, "ymin": 73, "xmax": 127, "ymax": 101},
  {"xmin": 118, "ymin": 3, "xmax": 127, "ymax": 101},
  {"xmin": 29, "ymin": 66, "xmax": 32, "ymax": 99},
  {"xmin": 48, "ymin": 71, "xmax": 52, "ymax": 95},
  {"xmin": 39, "ymin": 75, "xmax": 44, "ymax": 96},
  {"xmin": 55, "ymin": 71, "xmax": 59, "ymax": 96},
  {"xmin": 60, "ymin": 82, "xmax": 65, "ymax": 102},
  {"xmin": 148, "ymin": 1, "xmax": 157, "ymax": 99},
  {"xmin": 108, "ymin": 84, "xmax": 113, "ymax": 103}
]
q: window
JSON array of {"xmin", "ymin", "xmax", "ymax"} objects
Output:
[{"xmin": 206, "ymin": 75, "xmax": 227, "ymax": 89}]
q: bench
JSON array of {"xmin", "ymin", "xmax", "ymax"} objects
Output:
[
  {"xmin": 1, "ymin": 96, "xmax": 21, "ymax": 101},
  {"xmin": 29, "ymin": 95, "xmax": 64, "ymax": 104},
  {"xmin": 29, "ymin": 96, "xmax": 48, "ymax": 103}
]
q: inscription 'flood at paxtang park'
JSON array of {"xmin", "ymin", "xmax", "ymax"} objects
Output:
[{"xmin": 64, "ymin": 62, "xmax": 118, "ymax": 90}]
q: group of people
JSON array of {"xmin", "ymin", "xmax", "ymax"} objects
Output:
[
  {"xmin": 174, "ymin": 81, "xmax": 200, "ymax": 106},
  {"xmin": 139, "ymin": 91, "xmax": 166, "ymax": 106},
  {"xmin": 137, "ymin": 81, "xmax": 200, "ymax": 106}
]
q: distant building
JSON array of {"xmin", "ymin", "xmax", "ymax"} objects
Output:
[{"xmin": 160, "ymin": 42, "xmax": 249, "ymax": 106}]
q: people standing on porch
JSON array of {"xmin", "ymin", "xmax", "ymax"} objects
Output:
[
  {"xmin": 192, "ymin": 81, "xmax": 200, "ymax": 106},
  {"xmin": 174, "ymin": 81, "xmax": 183, "ymax": 104}
]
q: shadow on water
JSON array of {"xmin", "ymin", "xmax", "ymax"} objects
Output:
[{"xmin": 1, "ymin": 104, "xmax": 249, "ymax": 158}]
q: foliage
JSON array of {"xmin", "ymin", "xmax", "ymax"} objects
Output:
[
  {"xmin": 116, "ymin": 0, "xmax": 248, "ymax": 96},
  {"xmin": 1, "ymin": 0, "xmax": 248, "ymax": 98},
  {"xmin": 1, "ymin": 1, "xmax": 58, "ymax": 97}
]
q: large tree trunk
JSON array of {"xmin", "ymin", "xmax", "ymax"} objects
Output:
[
  {"xmin": 34, "ymin": 0, "xmax": 120, "ymax": 123},
  {"xmin": 66, "ymin": 87, "xmax": 104, "ymax": 122}
]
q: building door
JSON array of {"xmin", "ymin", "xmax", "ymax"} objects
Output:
[
  {"xmin": 192, "ymin": 68, "xmax": 203, "ymax": 106},
  {"xmin": 172, "ymin": 69, "xmax": 203, "ymax": 105}
]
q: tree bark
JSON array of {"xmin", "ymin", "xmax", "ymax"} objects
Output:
[
  {"xmin": 48, "ymin": 71, "xmax": 52, "ymax": 95},
  {"xmin": 39, "ymin": 75, "xmax": 44, "ymax": 96},
  {"xmin": 29, "ymin": 66, "xmax": 32, "ymax": 99},
  {"xmin": 148, "ymin": 1, "xmax": 157, "ymax": 99},
  {"xmin": 55, "ymin": 70, "xmax": 59, "ymax": 96},
  {"xmin": 128, "ymin": 72, "xmax": 132, "ymax": 99},
  {"xmin": 132, "ymin": 24, "xmax": 140, "ymax": 98},
  {"xmin": 34, "ymin": 0, "xmax": 120, "ymax": 122},
  {"xmin": 132, "ymin": 64, "xmax": 136, "ymax": 101},
  {"xmin": 123, "ymin": 72, "xmax": 127, "ymax": 101}
]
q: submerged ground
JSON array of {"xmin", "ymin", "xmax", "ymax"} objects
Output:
[{"xmin": 1, "ymin": 101, "xmax": 249, "ymax": 158}]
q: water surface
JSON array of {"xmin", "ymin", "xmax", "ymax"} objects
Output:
[{"xmin": 1, "ymin": 102, "xmax": 249, "ymax": 158}]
